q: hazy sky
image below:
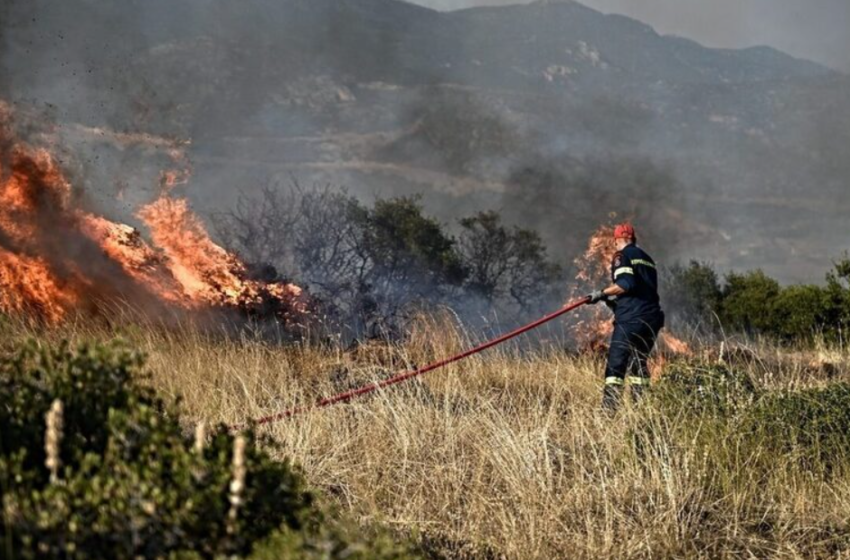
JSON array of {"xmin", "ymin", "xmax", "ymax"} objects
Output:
[{"xmin": 409, "ymin": 0, "xmax": 850, "ymax": 72}]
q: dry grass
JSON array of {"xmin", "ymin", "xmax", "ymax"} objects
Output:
[{"xmin": 4, "ymin": 314, "xmax": 850, "ymax": 559}]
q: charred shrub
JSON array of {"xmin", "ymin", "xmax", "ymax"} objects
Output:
[
  {"xmin": 0, "ymin": 341, "xmax": 417, "ymax": 559},
  {"xmin": 216, "ymin": 184, "xmax": 565, "ymax": 340}
]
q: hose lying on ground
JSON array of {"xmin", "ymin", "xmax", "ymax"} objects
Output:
[{"xmin": 231, "ymin": 297, "xmax": 590, "ymax": 431}]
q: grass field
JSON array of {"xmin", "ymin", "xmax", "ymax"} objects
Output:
[{"xmin": 5, "ymin": 314, "xmax": 850, "ymax": 559}]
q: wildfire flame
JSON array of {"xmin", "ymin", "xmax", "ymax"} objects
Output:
[
  {"xmin": 571, "ymin": 221, "xmax": 692, "ymax": 375},
  {"xmin": 0, "ymin": 103, "xmax": 307, "ymax": 325},
  {"xmin": 571, "ymin": 224, "xmax": 617, "ymax": 350}
]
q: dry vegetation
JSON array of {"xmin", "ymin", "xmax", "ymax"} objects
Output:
[{"xmin": 4, "ymin": 314, "xmax": 850, "ymax": 559}]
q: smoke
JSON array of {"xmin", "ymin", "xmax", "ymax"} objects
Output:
[{"xmin": 1, "ymin": 0, "xmax": 848, "ymax": 288}]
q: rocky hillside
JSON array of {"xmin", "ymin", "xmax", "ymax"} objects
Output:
[{"xmin": 4, "ymin": 0, "xmax": 849, "ymax": 280}]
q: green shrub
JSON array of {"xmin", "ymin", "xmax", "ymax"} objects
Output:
[
  {"xmin": 650, "ymin": 363, "xmax": 759, "ymax": 419},
  {"xmin": 0, "ymin": 340, "xmax": 419, "ymax": 559},
  {"xmin": 719, "ymin": 270, "xmax": 781, "ymax": 335},
  {"xmin": 741, "ymin": 383, "xmax": 850, "ymax": 474},
  {"xmin": 629, "ymin": 363, "xmax": 759, "ymax": 480},
  {"xmin": 248, "ymin": 518, "xmax": 417, "ymax": 560},
  {"xmin": 769, "ymin": 284, "xmax": 831, "ymax": 341},
  {"xmin": 667, "ymin": 258, "xmax": 850, "ymax": 343}
]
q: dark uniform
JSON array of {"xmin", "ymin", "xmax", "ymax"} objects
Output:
[{"xmin": 603, "ymin": 243, "xmax": 665, "ymax": 409}]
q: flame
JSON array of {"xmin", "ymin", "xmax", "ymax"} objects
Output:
[
  {"xmin": 574, "ymin": 224, "xmax": 617, "ymax": 285},
  {"xmin": 571, "ymin": 221, "xmax": 693, "ymax": 373},
  {"xmin": 0, "ymin": 248, "xmax": 78, "ymax": 323},
  {"xmin": 137, "ymin": 196, "xmax": 307, "ymax": 317},
  {"xmin": 0, "ymin": 102, "xmax": 307, "ymax": 325},
  {"xmin": 660, "ymin": 332, "xmax": 691, "ymax": 355},
  {"xmin": 571, "ymin": 224, "xmax": 617, "ymax": 350},
  {"xmin": 0, "ymin": 140, "xmax": 85, "ymax": 322}
]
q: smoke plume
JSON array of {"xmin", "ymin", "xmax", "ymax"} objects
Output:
[{"xmin": 1, "ymin": 0, "xmax": 848, "ymax": 287}]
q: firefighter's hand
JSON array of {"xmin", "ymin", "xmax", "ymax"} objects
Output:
[{"xmin": 587, "ymin": 290, "xmax": 605, "ymax": 304}]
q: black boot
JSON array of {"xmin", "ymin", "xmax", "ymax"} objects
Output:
[{"xmin": 602, "ymin": 384, "xmax": 624, "ymax": 413}]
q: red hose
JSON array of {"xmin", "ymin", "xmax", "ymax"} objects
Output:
[{"xmin": 233, "ymin": 297, "xmax": 589, "ymax": 430}]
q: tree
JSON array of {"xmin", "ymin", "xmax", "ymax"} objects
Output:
[
  {"xmin": 719, "ymin": 270, "xmax": 781, "ymax": 335},
  {"xmin": 354, "ymin": 196, "xmax": 467, "ymax": 333},
  {"xmin": 458, "ymin": 210, "xmax": 562, "ymax": 313},
  {"xmin": 770, "ymin": 284, "xmax": 830, "ymax": 341},
  {"xmin": 661, "ymin": 261, "xmax": 722, "ymax": 330},
  {"xmin": 825, "ymin": 254, "xmax": 850, "ymax": 334}
]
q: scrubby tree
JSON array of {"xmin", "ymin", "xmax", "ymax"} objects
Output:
[
  {"xmin": 826, "ymin": 255, "xmax": 850, "ymax": 331},
  {"xmin": 719, "ymin": 270, "xmax": 782, "ymax": 335},
  {"xmin": 661, "ymin": 261, "xmax": 722, "ymax": 330},
  {"xmin": 216, "ymin": 185, "xmax": 470, "ymax": 338},
  {"xmin": 353, "ymin": 196, "xmax": 467, "ymax": 329},
  {"xmin": 458, "ymin": 210, "xmax": 562, "ymax": 313}
]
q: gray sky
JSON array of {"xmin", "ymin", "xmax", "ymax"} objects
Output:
[{"xmin": 410, "ymin": 0, "xmax": 850, "ymax": 72}]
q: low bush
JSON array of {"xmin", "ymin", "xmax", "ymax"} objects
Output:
[
  {"xmin": 742, "ymin": 383, "xmax": 850, "ymax": 475},
  {"xmin": 639, "ymin": 365, "xmax": 850, "ymax": 489},
  {"xmin": 0, "ymin": 340, "xmax": 419, "ymax": 559},
  {"xmin": 650, "ymin": 362, "xmax": 759, "ymax": 419}
]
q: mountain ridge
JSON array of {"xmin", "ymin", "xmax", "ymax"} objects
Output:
[{"xmin": 2, "ymin": 0, "xmax": 848, "ymax": 281}]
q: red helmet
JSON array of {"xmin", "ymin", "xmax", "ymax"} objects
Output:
[{"xmin": 614, "ymin": 223, "xmax": 636, "ymax": 240}]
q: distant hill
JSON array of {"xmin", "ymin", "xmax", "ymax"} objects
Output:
[{"xmin": 4, "ymin": 0, "xmax": 849, "ymax": 281}]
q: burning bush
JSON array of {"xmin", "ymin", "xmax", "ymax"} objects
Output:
[{"xmin": 0, "ymin": 106, "xmax": 308, "ymax": 328}]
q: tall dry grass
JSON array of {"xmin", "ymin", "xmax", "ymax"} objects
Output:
[{"xmin": 3, "ymin": 313, "xmax": 850, "ymax": 559}]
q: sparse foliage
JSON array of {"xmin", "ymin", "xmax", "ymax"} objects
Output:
[
  {"xmin": 458, "ymin": 210, "xmax": 562, "ymax": 313},
  {"xmin": 217, "ymin": 184, "xmax": 565, "ymax": 339}
]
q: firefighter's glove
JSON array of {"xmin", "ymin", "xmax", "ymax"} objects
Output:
[{"xmin": 587, "ymin": 290, "xmax": 606, "ymax": 304}]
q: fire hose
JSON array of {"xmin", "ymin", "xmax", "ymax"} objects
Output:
[{"xmin": 232, "ymin": 297, "xmax": 590, "ymax": 431}]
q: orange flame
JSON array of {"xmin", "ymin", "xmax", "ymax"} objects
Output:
[
  {"xmin": 0, "ymin": 103, "xmax": 307, "ymax": 325},
  {"xmin": 137, "ymin": 197, "xmax": 306, "ymax": 316},
  {"xmin": 0, "ymin": 248, "xmax": 78, "ymax": 323},
  {"xmin": 571, "ymin": 223, "xmax": 617, "ymax": 350},
  {"xmin": 572, "ymin": 221, "xmax": 693, "ymax": 371}
]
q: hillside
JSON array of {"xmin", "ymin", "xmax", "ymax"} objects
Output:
[{"xmin": 3, "ymin": 0, "xmax": 849, "ymax": 280}]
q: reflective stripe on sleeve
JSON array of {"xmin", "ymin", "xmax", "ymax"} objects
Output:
[
  {"xmin": 627, "ymin": 376, "xmax": 650, "ymax": 386},
  {"xmin": 614, "ymin": 267, "xmax": 634, "ymax": 278},
  {"xmin": 631, "ymin": 259, "xmax": 656, "ymax": 269},
  {"xmin": 605, "ymin": 377, "xmax": 625, "ymax": 386}
]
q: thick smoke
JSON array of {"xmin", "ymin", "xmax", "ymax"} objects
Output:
[{"xmin": 1, "ymin": 0, "xmax": 848, "ymax": 287}]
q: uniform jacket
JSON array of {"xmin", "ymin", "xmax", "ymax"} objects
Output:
[{"xmin": 610, "ymin": 243, "xmax": 664, "ymax": 324}]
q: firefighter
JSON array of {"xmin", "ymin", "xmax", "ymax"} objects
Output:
[{"xmin": 587, "ymin": 224, "xmax": 665, "ymax": 410}]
